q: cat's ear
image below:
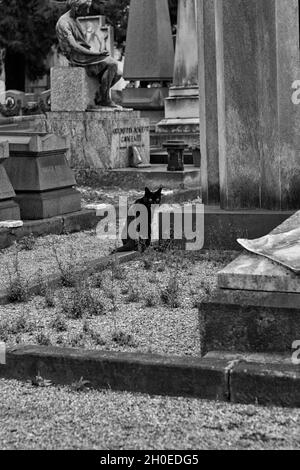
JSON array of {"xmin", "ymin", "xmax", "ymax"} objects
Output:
[
  {"xmin": 145, "ymin": 187, "xmax": 151, "ymax": 196},
  {"xmin": 156, "ymin": 187, "xmax": 163, "ymax": 195}
]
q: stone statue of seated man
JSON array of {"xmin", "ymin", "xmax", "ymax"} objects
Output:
[{"xmin": 56, "ymin": 0, "xmax": 122, "ymax": 108}]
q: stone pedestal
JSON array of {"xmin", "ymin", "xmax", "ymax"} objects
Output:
[
  {"xmin": 1, "ymin": 132, "xmax": 81, "ymax": 220},
  {"xmin": 156, "ymin": 0, "xmax": 200, "ymax": 150},
  {"xmin": 37, "ymin": 110, "xmax": 150, "ymax": 170},
  {"xmin": 51, "ymin": 67, "xmax": 99, "ymax": 112},
  {"xmin": 0, "ymin": 141, "xmax": 20, "ymax": 221},
  {"xmin": 215, "ymin": 0, "xmax": 300, "ymax": 210}
]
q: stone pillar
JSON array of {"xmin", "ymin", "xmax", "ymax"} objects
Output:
[
  {"xmin": 215, "ymin": 0, "xmax": 300, "ymax": 210},
  {"xmin": 197, "ymin": 0, "xmax": 219, "ymax": 205},
  {"xmin": 124, "ymin": 0, "xmax": 174, "ymax": 81},
  {"xmin": 157, "ymin": 0, "xmax": 200, "ymax": 138},
  {"xmin": 123, "ymin": 0, "xmax": 174, "ymax": 121}
]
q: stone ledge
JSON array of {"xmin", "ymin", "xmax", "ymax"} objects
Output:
[
  {"xmin": 0, "ymin": 346, "xmax": 299, "ymax": 407},
  {"xmin": 0, "ymin": 209, "xmax": 98, "ymax": 250},
  {"xmin": 0, "ymin": 346, "xmax": 230, "ymax": 401}
]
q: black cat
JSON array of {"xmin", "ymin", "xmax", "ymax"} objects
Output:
[{"xmin": 113, "ymin": 187, "xmax": 163, "ymax": 253}]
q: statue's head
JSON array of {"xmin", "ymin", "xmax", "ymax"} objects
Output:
[{"xmin": 67, "ymin": 0, "xmax": 92, "ymax": 17}]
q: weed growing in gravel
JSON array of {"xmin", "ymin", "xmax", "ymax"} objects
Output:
[
  {"xmin": 160, "ymin": 277, "xmax": 180, "ymax": 309},
  {"xmin": 50, "ymin": 314, "xmax": 68, "ymax": 332},
  {"xmin": 44, "ymin": 288, "xmax": 56, "ymax": 308},
  {"xmin": 6, "ymin": 247, "xmax": 30, "ymax": 303},
  {"xmin": 110, "ymin": 256, "xmax": 126, "ymax": 281},
  {"xmin": 60, "ymin": 280, "xmax": 105, "ymax": 319},
  {"xmin": 11, "ymin": 314, "xmax": 30, "ymax": 335},
  {"xmin": 112, "ymin": 331, "xmax": 136, "ymax": 348},
  {"xmin": 144, "ymin": 291, "xmax": 159, "ymax": 308},
  {"xmin": 82, "ymin": 320, "xmax": 106, "ymax": 346},
  {"xmin": 70, "ymin": 377, "xmax": 91, "ymax": 393},
  {"xmin": 36, "ymin": 332, "xmax": 52, "ymax": 346},
  {"xmin": 31, "ymin": 374, "xmax": 52, "ymax": 388},
  {"xmin": 52, "ymin": 242, "xmax": 79, "ymax": 288},
  {"xmin": 126, "ymin": 286, "xmax": 141, "ymax": 304},
  {"xmin": 90, "ymin": 272, "xmax": 104, "ymax": 289},
  {"xmin": 0, "ymin": 321, "xmax": 9, "ymax": 342},
  {"xmin": 18, "ymin": 233, "xmax": 36, "ymax": 251}
]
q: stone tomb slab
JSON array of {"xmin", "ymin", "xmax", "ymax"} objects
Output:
[{"xmin": 218, "ymin": 211, "xmax": 300, "ymax": 293}]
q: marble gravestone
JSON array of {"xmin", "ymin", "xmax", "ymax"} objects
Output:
[{"xmin": 0, "ymin": 141, "xmax": 20, "ymax": 221}]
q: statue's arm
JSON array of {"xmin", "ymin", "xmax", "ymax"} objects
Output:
[{"xmin": 66, "ymin": 30, "xmax": 99, "ymax": 56}]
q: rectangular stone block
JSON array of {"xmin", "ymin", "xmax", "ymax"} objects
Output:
[
  {"xmin": 199, "ymin": 289, "xmax": 300, "ymax": 355},
  {"xmin": 16, "ymin": 188, "xmax": 81, "ymax": 221},
  {"xmin": 51, "ymin": 67, "xmax": 99, "ymax": 112},
  {"xmin": 35, "ymin": 111, "xmax": 150, "ymax": 170}
]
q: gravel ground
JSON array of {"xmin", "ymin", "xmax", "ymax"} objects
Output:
[
  {"xmin": 78, "ymin": 186, "xmax": 177, "ymax": 207},
  {"xmin": 0, "ymin": 250, "xmax": 236, "ymax": 356},
  {"xmin": 0, "ymin": 231, "xmax": 115, "ymax": 291},
  {"xmin": 0, "ymin": 378, "xmax": 299, "ymax": 450}
]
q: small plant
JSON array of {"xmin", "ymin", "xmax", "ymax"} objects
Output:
[
  {"xmin": 112, "ymin": 331, "xmax": 136, "ymax": 348},
  {"xmin": 44, "ymin": 288, "xmax": 56, "ymax": 308},
  {"xmin": 18, "ymin": 233, "xmax": 36, "ymax": 251},
  {"xmin": 144, "ymin": 292, "xmax": 159, "ymax": 308},
  {"xmin": 52, "ymin": 242, "xmax": 78, "ymax": 288},
  {"xmin": 148, "ymin": 273, "xmax": 158, "ymax": 284},
  {"xmin": 90, "ymin": 331, "xmax": 106, "ymax": 346},
  {"xmin": 110, "ymin": 256, "xmax": 126, "ymax": 281},
  {"xmin": 6, "ymin": 246, "xmax": 30, "ymax": 304},
  {"xmin": 60, "ymin": 280, "xmax": 106, "ymax": 319},
  {"xmin": 11, "ymin": 314, "xmax": 29, "ymax": 335},
  {"xmin": 160, "ymin": 278, "xmax": 180, "ymax": 309},
  {"xmin": 70, "ymin": 332, "xmax": 85, "ymax": 348},
  {"xmin": 36, "ymin": 332, "xmax": 52, "ymax": 346},
  {"xmin": 0, "ymin": 321, "xmax": 9, "ymax": 342},
  {"xmin": 50, "ymin": 314, "xmax": 68, "ymax": 333},
  {"xmin": 126, "ymin": 287, "xmax": 140, "ymax": 304},
  {"xmin": 31, "ymin": 374, "xmax": 52, "ymax": 388},
  {"xmin": 91, "ymin": 272, "xmax": 104, "ymax": 289},
  {"xmin": 69, "ymin": 377, "xmax": 91, "ymax": 393}
]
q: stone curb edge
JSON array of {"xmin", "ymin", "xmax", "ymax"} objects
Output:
[{"xmin": 0, "ymin": 347, "xmax": 299, "ymax": 408}]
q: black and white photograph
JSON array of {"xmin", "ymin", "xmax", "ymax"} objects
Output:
[{"xmin": 0, "ymin": 0, "xmax": 299, "ymax": 454}]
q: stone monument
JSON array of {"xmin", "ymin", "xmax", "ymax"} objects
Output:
[
  {"xmin": 45, "ymin": 0, "xmax": 150, "ymax": 170},
  {"xmin": 0, "ymin": 141, "xmax": 20, "ymax": 221},
  {"xmin": 156, "ymin": 0, "xmax": 200, "ymax": 145},
  {"xmin": 122, "ymin": 0, "xmax": 175, "ymax": 125},
  {"xmin": 54, "ymin": 0, "xmax": 121, "ymax": 109}
]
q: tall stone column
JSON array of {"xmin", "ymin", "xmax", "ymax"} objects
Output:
[
  {"xmin": 157, "ymin": 0, "xmax": 200, "ymax": 141},
  {"xmin": 197, "ymin": 0, "xmax": 219, "ymax": 205},
  {"xmin": 215, "ymin": 0, "xmax": 300, "ymax": 210}
]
